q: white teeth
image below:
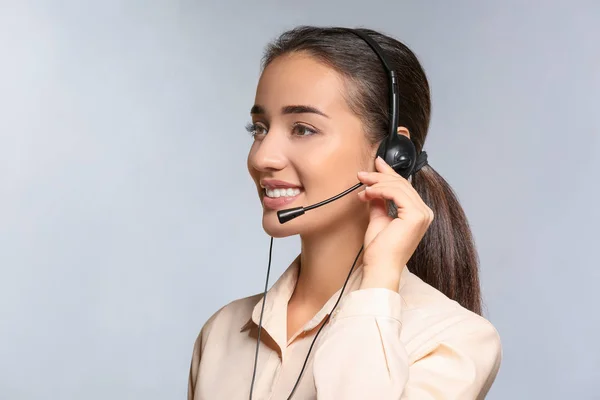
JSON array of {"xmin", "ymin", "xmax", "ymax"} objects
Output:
[{"xmin": 265, "ymin": 187, "xmax": 301, "ymax": 198}]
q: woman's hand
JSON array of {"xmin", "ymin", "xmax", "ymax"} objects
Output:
[{"xmin": 356, "ymin": 156, "xmax": 434, "ymax": 291}]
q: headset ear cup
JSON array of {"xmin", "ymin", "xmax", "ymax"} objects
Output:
[{"xmin": 377, "ymin": 134, "xmax": 417, "ymax": 179}]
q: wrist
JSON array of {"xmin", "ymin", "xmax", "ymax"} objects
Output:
[{"xmin": 359, "ymin": 264, "xmax": 403, "ymax": 292}]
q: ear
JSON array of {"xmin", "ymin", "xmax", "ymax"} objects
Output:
[{"xmin": 397, "ymin": 126, "xmax": 410, "ymax": 139}]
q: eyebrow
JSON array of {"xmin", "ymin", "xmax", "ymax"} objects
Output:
[{"xmin": 250, "ymin": 104, "xmax": 329, "ymax": 118}]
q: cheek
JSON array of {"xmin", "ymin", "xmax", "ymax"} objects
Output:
[
  {"xmin": 294, "ymin": 146, "xmax": 344, "ymax": 190},
  {"xmin": 296, "ymin": 139, "xmax": 370, "ymax": 201},
  {"xmin": 360, "ymin": 149, "xmax": 377, "ymax": 172},
  {"xmin": 308, "ymin": 136, "xmax": 374, "ymax": 177},
  {"xmin": 358, "ymin": 137, "xmax": 379, "ymax": 170}
]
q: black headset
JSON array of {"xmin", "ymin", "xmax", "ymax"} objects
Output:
[
  {"xmin": 351, "ymin": 29, "xmax": 418, "ymax": 178},
  {"xmin": 249, "ymin": 28, "xmax": 427, "ymax": 400}
]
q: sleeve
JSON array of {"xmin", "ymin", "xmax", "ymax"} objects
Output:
[
  {"xmin": 312, "ymin": 288, "xmax": 502, "ymax": 400},
  {"xmin": 187, "ymin": 307, "xmax": 224, "ymax": 400},
  {"xmin": 400, "ymin": 315, "xmax": 502, "ymax": 399}
]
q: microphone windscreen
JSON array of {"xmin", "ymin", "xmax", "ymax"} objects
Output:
[{"xmin": 277, "ymin": 207, "xmax": 305, "ymax": 224}]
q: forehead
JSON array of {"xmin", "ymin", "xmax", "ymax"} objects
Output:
[{"xmin": 255, "ymin": 52, "xmax": 349, "ymax": 115}]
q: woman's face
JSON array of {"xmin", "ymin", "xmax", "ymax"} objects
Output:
[{"xmin": 247, "ymin": 52, "xmax": 376, "ymax": 238}]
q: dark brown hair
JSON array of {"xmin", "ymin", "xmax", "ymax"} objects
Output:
[{"xmin": 260, "ymin": 26, "xmax": 481, "ymax": 315}]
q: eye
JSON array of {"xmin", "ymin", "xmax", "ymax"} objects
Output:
[
  {"xmin": 292, "ymin": 123, "xmax": 318, "ymax": 137},
  {"xmin": 245, "ymin": 122, "xmax": 268, "ymax": 138}
]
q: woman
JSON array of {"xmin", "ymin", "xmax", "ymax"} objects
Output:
[{"xmin": 188, "ymin": 26, "xmax": 502, "ymax": 399}]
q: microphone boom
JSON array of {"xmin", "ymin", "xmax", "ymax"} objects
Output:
[{"xmin": 277, "ymin": 182, "xmax": 364, "ymax": 224}]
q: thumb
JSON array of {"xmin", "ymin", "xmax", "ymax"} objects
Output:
[{"xmin": 364, "ymin": 198, "xmax": 391, "ymax": 247}]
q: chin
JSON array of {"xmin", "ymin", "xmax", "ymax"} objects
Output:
[
  {"xmin": 261, "ymin": 208, "xmax": 334, "ymax": 238},
  {"xmin": 261, "ymin": 211, "xmax": 300, "ymax": 238}
]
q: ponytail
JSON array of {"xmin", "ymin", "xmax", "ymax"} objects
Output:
[{"xmin": 408, "ymin": 165, "xmax": 482, "ymax": 315}]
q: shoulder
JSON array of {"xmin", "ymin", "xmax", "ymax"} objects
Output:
[
  {"xmin": 188, "ymin": 293, "xmax": 262, "ymax": 397},
  {"xmin": 191, "ymin": 292, "xmax": 262, "ymax": 351},
  {"xmin": 399, "ymin": 268, "xmax": 502, "ymax": 367}
]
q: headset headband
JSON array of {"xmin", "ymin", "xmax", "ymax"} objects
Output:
[{"xmin": 343, "ymin": 28, "xmax": 400, "ymax": 146}]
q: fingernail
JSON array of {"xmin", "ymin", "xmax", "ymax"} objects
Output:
[{"xmin": 358, "ymin": 171, "xmax": 367, "ymax": 177}]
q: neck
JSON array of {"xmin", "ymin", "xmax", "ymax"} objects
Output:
[{"xmin": 291, "ymin": 216, "xmax": 368, "ymax": 309}]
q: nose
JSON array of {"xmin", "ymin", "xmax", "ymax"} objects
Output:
[{"xmin": 248, "ymin": 130, "xmax": 287, "ymax": 173}]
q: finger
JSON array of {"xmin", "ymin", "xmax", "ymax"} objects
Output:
[
  {"xmin": 359, "ymin": 177, "xmax": 425, "ymax": 208},
  {"xmin": 370, "ymin": 182, "xmax": 433, "ymax": 222},
  {"xmin": 363, "ymin": 183, "xmax": 433, "ymax": 223},
  {"xmin": 375, "ymin": 156, "xmax": 401, "ymax": 176},
  {"xmin": 357, "ymin": 171, "xmax": 433, "ymax": 221},
  {"xmin": 363, "ymin": 183, "xmax": 417, "ymax": 211},
  {"xmin": 363, "ymin": 196, "xmax": 391, "ymax": 248},
  {"xmin": 358, "ymin": 166, "xmax": 413, "ymax": 192},
  {"xmin": 357, "ymin": 170, "xmax": 398, "ymax": 186},
  {"xmin": 368, "ymin": 197, "xmax": 390, "ymax": 222},
  {"xmin": 357, "ymin": 170, "xmax": 414, "ymax": 195},
  {"xmin": 357, "ymin": 185, "xmax": 400, "ymax": 205},
  {"xmin": 373, "ymin": 157, "xmax": 430, "ymax": 211}
]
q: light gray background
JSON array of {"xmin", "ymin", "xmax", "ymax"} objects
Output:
[{"xmin": 1, "ymin": 1, "xmax": 599, "ymax": 399}]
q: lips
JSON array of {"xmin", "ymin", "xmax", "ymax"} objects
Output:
[{"xmin": 260, "ymin": 179, "xmax": 302, "ymax": 190}]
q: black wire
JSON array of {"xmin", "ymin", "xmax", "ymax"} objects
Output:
[
  {"xmin": 249, "ymin": 238, "xmax": 364, "ymax": 399},
  {"xmin": 285, "ymin": 245, "xmax": 364, "ymax": 400},
  {"xmin": 248, "ymin": 236, "xmax": 274, "ymax": 400}
]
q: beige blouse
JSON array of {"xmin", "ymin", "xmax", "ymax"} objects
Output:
[{"xmin": 187, "ymin": 257, "xmax": 502, "ymax": 399}]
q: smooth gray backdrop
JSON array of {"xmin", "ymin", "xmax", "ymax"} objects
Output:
[{"xmin": 1, "ymin": 1, "xmax": 599, "ymax": 399}]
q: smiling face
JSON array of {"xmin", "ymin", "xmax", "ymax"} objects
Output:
[{"xmin": 246, "ymin": 52, "xmax": 377, "ymax": 238}]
